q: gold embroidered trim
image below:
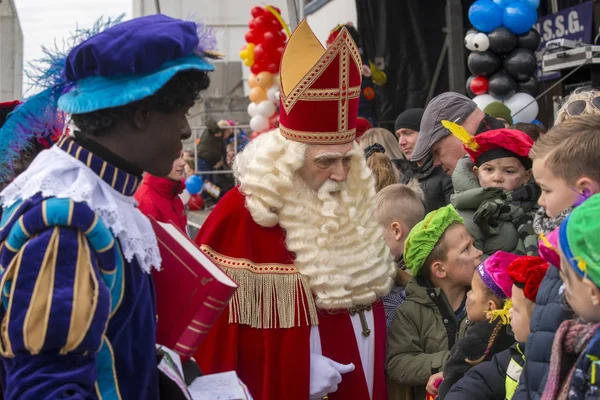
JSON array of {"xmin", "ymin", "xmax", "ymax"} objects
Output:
[
  {"xmin": 200, "ymin": 245, "xmax": 299, "ymax": 274},
  {"xmin": 280, "ymin": 125, "xmax": 356, "ymax": 144},
  {"xmin": 200, "ymin": 245, "xmax": 318, "ymax": 329},
  {"xmin": 298, "ymin": 87, "xmax": 361, "ymax": 101}
]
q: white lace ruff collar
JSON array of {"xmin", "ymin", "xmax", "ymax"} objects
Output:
[{"xmin": 1, "ymin": 146, "xmax": 161, "ymax": 273}]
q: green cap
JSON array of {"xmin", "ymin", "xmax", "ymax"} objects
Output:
[
  {"xmin": 404, "ymin": 204, "xmax": 464, "ymax": 276},
  {"xmin": 564, "ymin": 194, "xmax": 600, "ymax": 286},
  {"xmin": 483, "ymin": 102, "xmax": 513, "ymax": 126}
]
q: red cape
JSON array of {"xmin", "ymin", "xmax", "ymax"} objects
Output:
[{"xmin": 194, "ymin": 187, "xmax": 387, "ymax": 400}]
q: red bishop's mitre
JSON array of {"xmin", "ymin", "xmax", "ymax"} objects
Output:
[{"xmin": 279, "ymin": 20, "xmax": 362, "ymax": 144}]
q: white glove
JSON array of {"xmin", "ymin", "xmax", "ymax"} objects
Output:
[{"xmin": 309, "ymin": 353, "xmax": 355, "ymax": 399}]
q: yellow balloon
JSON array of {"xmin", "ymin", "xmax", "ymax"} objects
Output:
[
  {"xmin": 248, "ymin": 74, "xmax": 258, "ymax": 89},
  {"xmin": 249, "ymin": 87, "xmax": 267, "ymax": 103},
  {"xmin": 244, "ymin": 59, "xmax": 253, "ymax": 67},
  {"xmin": 256, "ymin": 71, "xmax": 275, "ymax": 90}
]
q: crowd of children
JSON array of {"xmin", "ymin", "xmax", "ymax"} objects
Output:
[{"xmin": 369, "ymin": 89, "xmax": 600, "ymax": 399}]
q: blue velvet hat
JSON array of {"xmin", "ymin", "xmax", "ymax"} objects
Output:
[{"xmin": 0, "ymin": 14, "xmax": 218, "ymax": 181}]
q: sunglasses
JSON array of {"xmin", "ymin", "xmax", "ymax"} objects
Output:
[{"xmin": 565, "ymin": 96, "xmax": 600, "ymax": 117}]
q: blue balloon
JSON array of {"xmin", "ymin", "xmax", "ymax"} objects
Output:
[
  {"xmin": 520, "ymin": 0, "xmax": 540, "ymax": 10},
  {"xmin": 492, "ymin": 0, "xmax": 505, "ymax": 7},
  {"xmin": 469, "ymin": 0, "xmax": 503, "ymax": 33},
  {"xmin": 503, "ymin": 3, "xmax": 538, "ymax": 35},
  {"xmin": 185, "ymin": 175, "xmax": 204, "ymax": 195}
]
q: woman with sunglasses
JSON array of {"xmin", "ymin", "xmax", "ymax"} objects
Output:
[{"xmin": 555, "ymin": 89, "xmax": 600, "ymax": 125}]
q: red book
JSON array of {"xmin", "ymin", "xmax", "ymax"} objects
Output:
[{"xmin": 149, "ymin": 217, "xmax": 238, "ymax": 362}]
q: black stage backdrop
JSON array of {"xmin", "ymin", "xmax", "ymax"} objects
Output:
[{"xmin": 355, "ymin": 0, "xmax": 586, "ymax": 129}]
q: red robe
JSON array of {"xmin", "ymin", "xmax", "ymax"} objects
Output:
[{"xmin": 194, "ymin": 187, "xmax": 387, "ymax": 400}]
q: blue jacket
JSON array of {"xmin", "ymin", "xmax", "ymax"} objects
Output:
[
  {"xmin": 513, "ymin": 265, "xmax": 572, "ymax": 400},
  {"xmin": 0, "ymin": 137, "xmax": 159, "ymax": 399}
]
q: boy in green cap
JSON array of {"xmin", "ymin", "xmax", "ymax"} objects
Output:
[{"xmin": 387, "ymin": 204, "xmax": 483, "ymax": 399}]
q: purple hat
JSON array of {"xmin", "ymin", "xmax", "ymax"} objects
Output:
[
  {"xmin": 477, "ymin": 251, "xmax": 520, "ymax": 299},
  {"xmin": 538, "ymin": 227, "xmax": 560, "ymax": 267}
]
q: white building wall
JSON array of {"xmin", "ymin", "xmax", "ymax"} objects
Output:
[{"xmin": 0, "ymin": 0, "xmax": 22, "ymax": 101}]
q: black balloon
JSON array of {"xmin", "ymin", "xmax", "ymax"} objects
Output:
[
  {"xmin": 468, "ymin": 51, "xmax": 502, "ymax": 77},
  {"xmin": 488, "ymin": 27, "xmax": 517, "ymax": 55},
  {"xmin": 466, "ymin": 76, "xmax": 477, "ymax": 98},
  {"xmin": 518, "ymin": 75, "xmax": 539, "ymax": 96},
  {"xmin": 518, "ymin": 29, "xmax": 542, "ymax": 51},
  {"xmin": 503, "ymin": 48, "xmax": 537, "ymax": 81},
  {"xmin": 488, "ymin": 71, "xmax": 518, "ymax": 99}
]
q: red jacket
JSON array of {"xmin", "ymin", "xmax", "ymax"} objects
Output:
[{"xmin": 135, "ymin": 174, "xmax": 188, "ymax": 233}]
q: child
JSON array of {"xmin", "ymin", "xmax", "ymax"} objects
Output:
[
  {"xmin": 376, "ymin": 183, "xmax": 425, "ymax": 400},
  {"xmin": 387, "ymin": 204, "xmax": 483, "ymax": 399},
  {"xmin": 542, "ymin": 194, "xmax": 600, "ymax": 399},
  {"xmin": 364, "ymin": 143, "xmax": 400, "ymax": 192},
  {"xmin": 443, "ymin": 121, "xmax": 539, "ymax": 257},
  {"xmin": 444, "ymin": 256, "xmax": 550, "ymax": 400},
  {"xmin": 375, "ymin": 182, "xmax": 426, "ymax": 328},
  {"xmin": 518, "ymin": 116, "xmax": 600, "ymax": 399},
  {"xmin": 437, "ymin": 251, "xmax": 518, "ymax": 399}
]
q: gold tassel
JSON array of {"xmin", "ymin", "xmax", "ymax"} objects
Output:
[
  {"xmin": 222, "ymin": 267, "xmax": 318, "ymax": 329},
  {"xmin": 488, "ymin": 299, "xmax": 512, "ymax": 325},
  {"xmin": 441, "ymin": 120, "xmax": 479, "ymax": 151}
]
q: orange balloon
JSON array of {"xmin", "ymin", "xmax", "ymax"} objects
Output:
[
  {"xmin": 248, "ymin": 74, "xmax": 258, "ymax": 89},
  {"xmin": 249, "ymin": 87, "xmax": 267, "ymax": 103},
  {"xmin": 256, "ymin": 71, "xmax": 275, "ymax": 90}
]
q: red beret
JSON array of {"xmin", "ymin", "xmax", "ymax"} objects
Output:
[
  {"xmin": 507, "ymin": 256, "xmax": 549, "ymax": 302},
  {"xmin": 466, "ymin": 129, "xmax": 534, "ymax": 164}
]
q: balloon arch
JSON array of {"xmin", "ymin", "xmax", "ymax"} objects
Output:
[{"xmin": 465, "ymin": 0, "xmax": 541, "ymax": 124}]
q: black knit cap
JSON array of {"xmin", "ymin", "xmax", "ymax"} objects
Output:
[{"xmin": 395, "ymin": 108, "xmax": 425, "ymax": 133}]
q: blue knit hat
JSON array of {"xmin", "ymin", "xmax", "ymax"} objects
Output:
[{"xmin": 0, "ymin": 14, "xmax": 218, "ymax": 181}]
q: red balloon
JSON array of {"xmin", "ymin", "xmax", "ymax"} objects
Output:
[
  {"xmin": 245, "ymin": 30, "xmax": 258, "ymax": 44},
  {"xmin": 250, "ymin": 63, "xmax": 265, "ymax": 75},
  {"xmin": 262, "ymin": 31, "xmax": 278, "ymax": 48},
  {"xmin": 250, "ymin": 6, "xmax": 264, "ymax": 18},
  {"xmin": 267, "ymin": 63, "xmax": 279, "ymax": 74},
  {"xmin": 253, "ymin": 16, "xmax": 268, "ymax": 34},
  {"xmin": 187, "ymin": 194, "xmax": 204, "ymax": 211},
  {"xmin": 271, "ymin": 6, "xmax": 281, "ymax": 15},
  {"xmin": 275, "ymin": 31, "xmax": 287, "ymax": 45},
  {"xmin": 248, "ymin": 19, "xmax": 257, "ymax": 30},
  {"xmin": 470, "ymin": 76, "xmax": 489, "ymax": 95},
  {"xmin": 253, "ymin": 44, "xmax": 267, "ymax": 62}
]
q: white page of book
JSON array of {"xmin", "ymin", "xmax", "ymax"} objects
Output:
[{"xmin": 188, "ymin": 371, "xmax": 253, "ymax": 400}]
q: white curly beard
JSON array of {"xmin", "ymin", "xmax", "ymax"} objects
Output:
[{"xmin": 235, "ymin": 129, "xmax": 395, "ymax": 310}]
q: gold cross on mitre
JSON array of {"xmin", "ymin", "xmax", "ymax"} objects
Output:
[{"xmin": 278, "ymin": 20, "xmax": 363, "ymax": 144}]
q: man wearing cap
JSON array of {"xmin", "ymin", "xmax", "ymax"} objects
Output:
[
  {"xmin": 395, "ymin": 108, "xmax": 453, "ymax": 212},
  {"xmin": 194, "ymin": 21, "xmax": 395, "ymax": 400},
  {"xmin": 411, "ymin": 92, "xmax": 505, "ymax": 176},
  {"xmin": 0, "ymin": 15, "xmax": 215, "ymax": 398}
]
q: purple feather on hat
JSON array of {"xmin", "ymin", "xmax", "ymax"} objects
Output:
[
  {"xmin": 539, "ymin": 228, "xmax": 560, "ymax": 267},
  {"xmin": 478, "ymin": 251, "xmax": 520, "ymax": 299}
]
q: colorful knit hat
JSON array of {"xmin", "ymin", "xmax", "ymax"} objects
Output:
[
  {"xmin": 442, "ymin": 120, "xmax": 534, "ymax": 169},
  {"xmin": 478, "ymin": 251, "xmax": 519, "ymax": 299},
  {"xmin": 559, "ymin": 194, "xmax": 600, "ymax": 286},
  {"xmin": 0, "ymin": 15, "xmax": 218, "ymax": 181},
  {"xmin": 507, "ymin": 256, "xmax": 550, "ymax": 302},
  {"xmin": 538, "ymin": 227, "xmax": 560, "ymax": 267},
  {"xmin": 484, "ymin": 101, "xmax": 513, "ymax": 125},
  {"xmin": 404, "ymin": 204, "xmax": 464, "ymax": 275}
]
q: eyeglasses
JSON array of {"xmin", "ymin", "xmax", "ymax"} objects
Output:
[{"xmin": 565, "ymin": 96, "xmax": 600, "ymax": 117}]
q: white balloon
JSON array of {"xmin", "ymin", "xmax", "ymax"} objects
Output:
[
  {"xmin": 247, "ymin": 102, "xmax": 259, "ymax": 117},
  {"xmin": 257, "ymin": 100, "xmax": 276, "ymax": 118},
  {"xmin": 250, "ymin": 115, "xmax": 270, "ymax": 132},
  {"xmin": 473, "ymin": 33, "xmax": 490, "ymax": 52},
  {"xmin": 267, "ymin": 86, "xmax": 280, "ymax": 103},
  {"xmin": 504, "ymin": 92, "xmax": 538, "ymax": 123},
  {"xmin": 465, "ymin": 30, "xmax": 477, "ymax": 51},
  {"xmin": 472, "ymin": 94, "xmax": 496, "ymax": 111}
]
